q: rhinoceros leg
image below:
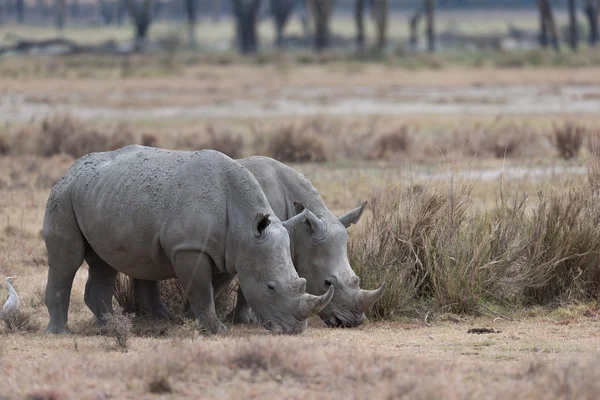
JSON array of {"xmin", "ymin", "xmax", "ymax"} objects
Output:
[
  {"xmin": 44, "ymin": 207, "xmax": 86, "ymax": 334},
  {"xmin": 174, "ymin": 251, "xmax": 227, "ymax": 334},
  {"xmin": 83, "ymin": 250, "xmax": 118, "ymax": 325},
  {"xmin": 135, "ymin": 279, "xmax": 173, "ymax": 320},
  {"xmin": 184, "ymin": 274, "xmax": 234, "ymax": 320},
  {"xmin": 228, "ymin": 287, "xmax": 259, "ymax": 325}
]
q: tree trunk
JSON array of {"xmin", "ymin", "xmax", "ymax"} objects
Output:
[
  {"xmin": 270, "ymin": 0, "xmax": 294, "ymax": 48},
  {"xmin": 153, "ymin": 0, "xmax": 162, "ymax": 18},
  {"xmin": 185, "ymin": 0, "xmax": 197, "ymax": 48},
  {"xmin": 355, "ymin": 0, "xmax": 366, "ymax": 50},
  {"xmin": 70, "ymin": 0, "xmax": 80, "ymax": 18},
  {"xmin": 211, "ymin": 0, "xmax": 221, "ymax": 22},
  {"xmin": 55, "ymin": 0, "xmax": 67, "ymax": 31},
  {"xmin": 16, "ymin": 0, "xmax": 24, "ymax": 23},
  {"xmin": 307, "ymin": 0, "xmax": 334, "ymax": 51},
  {"xmin": 409, "ymin": 6, "xmax": 422, "ymax": 49},
  {"xmin": 568, "ymin": 0, "xmax": 578, "ymax": 50},
  {"xmin": 99, "ymin": 0, "xmax": 113, "ymax": 24},
  {"xmin": 127, "ymin": 0, "xmax": 153, "ymax": 49},
  {"xmin": 546, "ymin": 1, "xmax": 559, "ymax": 51},
  {"xmin": 370, "ymin": 0, "xmax": 388, "ymax": 50},
  {"xmin": 585, "ymin": 0, "xmax": 599, "ymax": 45},
  {"xmin": 37, "ymin": 0, "xmax": 50, "ymax": 19},
  {"xmin": 424, "ymin": 0, "xmax": 435, "ymax": 52},
  {"xmin": 116, "ymin": 0, "xmax": 127, "ymax": 25},
  {"xmin": 298, "ymin": 0, "xmax": 309, "ymax": 38},
  {"xmin": 231, "ymin": 0, "xmax": 262, "ymax": 54},
  {"xmin": 537, "ymin": 0, "xmax": 559, "ymax": 51},
  {"xmin": 537, "ymin": 0, "xmax": 548, "ymax": 47}
]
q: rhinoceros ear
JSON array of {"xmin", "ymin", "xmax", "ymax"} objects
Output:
[
  {"xmin": 338, "ymin": 201, "xmax": 368, "ymax": 228},
  {"xmin": 292, "ymin": 201, "xmax": 326, "ymax": 238},
  {"xmin": 253, "ymin": 213, "xmax": 271, "ymax": 237},
  {"xmin": 293, "ymin": 201, "xmax": 305, "ymax": 215}
]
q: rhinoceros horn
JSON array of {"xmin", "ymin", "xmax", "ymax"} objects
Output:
[
  {"xmin": 338, "ymin": 201, "xmax": 368, "ymax": 228},
  {"xmin": 356, "ymin": 282, "xmax": 387, "ymax": 312},
  {"xmin": 296, "ymin": 285, "xmax": 335, "ymax": 319}
]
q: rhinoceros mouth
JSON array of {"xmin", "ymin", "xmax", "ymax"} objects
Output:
[
  {"xmin": 264, "ymin": 316, "xmax": 306, "ymax": 335},
  {"xmin": 326, "ymin": 315, "xmax": 345, "ymax": 328},
  {"xmin": 326, "ymin": 314, "xmax": 354, "ymax": 328},
  {"xmin": 325, "ymin": 311, "xmax": 366, "ymax": 328}
]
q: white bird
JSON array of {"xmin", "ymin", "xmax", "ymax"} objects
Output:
[{"xmin": 2, "ymin": 277, "xmax": 19, "ymax": 313}]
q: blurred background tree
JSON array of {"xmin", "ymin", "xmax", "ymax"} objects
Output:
[{"xmin": 1, "ymin": 0, "xmax": 599, "ymax": 57}]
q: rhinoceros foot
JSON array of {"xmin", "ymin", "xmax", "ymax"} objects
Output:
[
  {"xmin": 150, "ymin": 303, "xmax": 174, "ymax": 320},
  {"xmin": 200, "ymin": 317, "xmax": 228, "ymax": 334},
  {"xmin": 182, "ymin": 307, "xmax": 228, "ymax": 333},
  {"xmin": 45, "ymin": 323, "xmax": 73, "ymax": 335}
]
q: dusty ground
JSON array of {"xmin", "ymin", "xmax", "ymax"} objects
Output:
[
  {"xmin": 1, "ymin": 154, "xmax": 599, "ymax": 399},
  {"xmin": 1, "ymin": 63, "xmax": 600, "ymax": 398},
  {"xmin": 3, "ymin": 65, "xmax": 600, "ymax": 123},
  {"xmin": 1, "ymin": 314, "xmax": 600, "ymax": 399}
]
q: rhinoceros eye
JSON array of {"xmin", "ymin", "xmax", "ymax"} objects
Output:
[{"xmin": 267, "ymin": 282, "xmax": 277, "ymax": 293}]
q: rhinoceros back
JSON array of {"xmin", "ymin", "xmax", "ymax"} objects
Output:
[
  {"xmin": 238, "ymin": 156, "xmax": 330, "ymax": 221},
  {"xmin": 45, "ymin": 146, "xmax": 264, "ymax": 280}
]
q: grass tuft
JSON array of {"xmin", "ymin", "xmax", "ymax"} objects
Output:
[
  {"xmin": 550, "ymin": 122, "xmax": 586, "ymax": 160},
  {"xmin": 350, "ymin": 176, "xmax": 600, "ymax": 319},
  {"xmin": 267, "ymin": 123, "xmax": 329, "ymax": 163},
  {"xmin": 0, "ymin": 309, "xmax": 38, "ymax": 332},
  {"xmin": 102, "ymin": 306, "xmax": 133, "ymax": 352},
  {"xmin": 147, "ymin": 375, "xmax": 173, "ymax": 394}
]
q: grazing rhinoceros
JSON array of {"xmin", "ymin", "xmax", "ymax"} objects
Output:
[
  {"xmin": 43, "ymin": 146, "xmax": 333, "ymax": 335},
  {"xmin": 137, "ymin": 156, "xmax": 385, "ymax": 327},
  {"xmin": 233, "ymin": 156, "xmax": 386, "ymax": 327}
]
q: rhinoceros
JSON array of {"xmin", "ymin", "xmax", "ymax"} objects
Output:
[
  {"xmin": 43, "ymin": 146, "xmax": 333, "ymax": 334},
  {"xmin": 233, "ymin": 156, "xmax": 386, "ymax": 327},
  {"xmin": 137, "ymin": 156, "xmax": 385, "ymax": 327}
]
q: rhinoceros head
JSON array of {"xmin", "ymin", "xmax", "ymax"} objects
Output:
[
  {"xmin": 286, "ymin": 201, "xmax": 386, "ymax": 328},
  {"xmin": 236, "ymin": 210, "xmax": 334, "ymax": 334}
]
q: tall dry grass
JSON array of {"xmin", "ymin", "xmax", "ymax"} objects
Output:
[
  {"xmin": 350, "ymin": 166, "xmax": 600, "ymax": 319},
  {"xmin": 6, "ymin": 114, "xmax": 137, "ymax": 158},
  {"xmin": 550, "ymin": 122, "xmax": 586, "ymax": 160},
  {"xmin": 0, "ymin": 113, "xmax": 598, "ymax": 163}
]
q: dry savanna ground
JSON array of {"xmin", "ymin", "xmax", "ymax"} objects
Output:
[{"xmin": 1, "ymin": 63, "xmax": 600, "ymax": 398}]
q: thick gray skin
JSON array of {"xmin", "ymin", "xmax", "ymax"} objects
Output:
[
  {"xmin": 43, "ymin": 146, "xmax": 333, "ymax": 335},
  {"xmin": 233, "ymin": 156, "xmax": 386, "ymax": 327},
  {"xmin": 139, "ymin": 156, "xmax": 385, "ymax": 327}
]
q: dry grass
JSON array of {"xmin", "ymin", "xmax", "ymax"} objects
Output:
[
  {"xmin": 368, "ymin": 125, "xmax": 413, "ymax": 160},
  {"xmin": 0, "ymin": 151, "xmax": 599, "ymax": 398},
  {"xmin": 6, "ymin": 114, "xmax": 138, "ymax": 158},
  {"xmin": 0, "ymin": 309, "xmax": 38, "ymax": 332},
  {"xmin": 1, "ymin": 315, "xmax": 600, "ymax": 398},
  {"xmin": 0, "ymin": 113, "xmax": 593, "ymax": 164},
  {"xmin": 266, "ymin": 123, "xmax": 329, "ymax": 163},
  {"xmin": 169, "ymin": 125, "xmax": 245, "ymax": 159},
  {"xmin": 0, "ymin": 57, "xmax": 599, "ymax": 396},
  {"xmin": 550, "ymin": 122, "xmax": 587, "ymax": 160},
  {"xmin": 113, "ymin": 273, "xmax": 239, "ymax": 320},
  {"xmin": 102, "ymin": 306, "xmax": 133, "ymax": 352},
  {"xmin": 350, "ymin": 173, "xmax": 600, "ymax": 319}
]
